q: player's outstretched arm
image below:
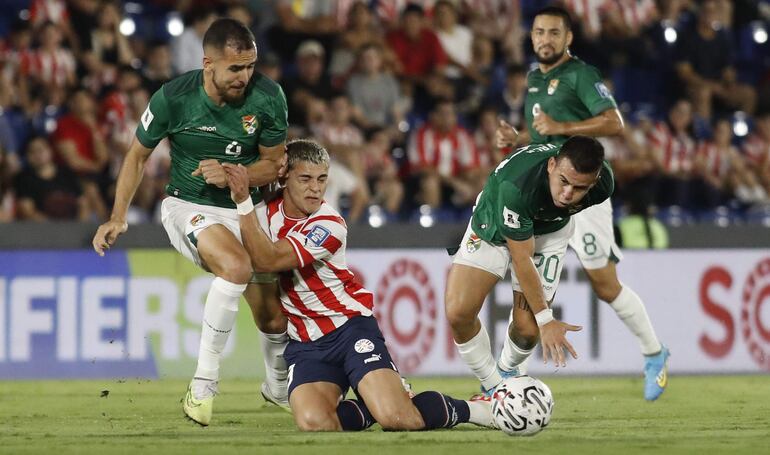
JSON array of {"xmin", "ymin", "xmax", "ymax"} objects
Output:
[
  {"xmin": 247, "ymin": 143, "xmax": 287, "ymax": 187},
  {"xmin": 496, "ymin": 119, "xmax": 530, "ymax": 149},
  {"xmin": 224, "ymin": 163, "xmax": 299, "ymax": 273},
  {"xmin": 92, "ymin": 137, "xmax": 153, "ymax": 256},
  {"xmin": 506, "ymin": 237, "xmax": 582, "ymax": 367},
  {"xmin": 534, "ymin": 109, "xmax": 624, "ymax": 137}
]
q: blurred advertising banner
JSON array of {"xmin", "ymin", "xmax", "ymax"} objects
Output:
[{"xmin": 1, "ymin": 249, "xmax": 769, "ymax": 379}]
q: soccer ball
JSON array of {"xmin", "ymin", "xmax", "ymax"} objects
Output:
[{"xmin": 491, "ymin": 375, "xmax": 554, "ymax": 436}]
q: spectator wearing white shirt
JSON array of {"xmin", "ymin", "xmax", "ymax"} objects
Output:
[{"xmin": 171, "ymin": 9, "xmax": 217, "ymax": 75}]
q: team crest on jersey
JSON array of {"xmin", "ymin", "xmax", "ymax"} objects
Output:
[
  {"xmin": 547, "ymin": 79, "xmax": 559, "ymax": 95},
  {"xmin": 466, "ymin": 233, "xmax": 482, "ymax": 253},
  {"xmin": 306, "ymin": 225, "xmax": 331, "ymax": 247},
  {"xmin": 190, "ymin": 214, "xmax": 205, "ymax": 226},
  {"xmin": 242, "ymin": 115, "xmax": 258, "ymax": 135}
]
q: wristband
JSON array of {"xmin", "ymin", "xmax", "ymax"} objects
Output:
[
  {"xmin": 236, "ymin": 197, "xmax": 254, "ymax": 215},
  {"xmin": 535, "ymin": 308, "xmax": 554, "ymax": 327}
]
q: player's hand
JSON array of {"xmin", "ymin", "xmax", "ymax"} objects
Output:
[
  {"xmin": 496, "ymin": 119, "xmax": 519, "ymax": 148},
  {"xmin": 532, "ymin": 111, "xmax": 564, "ymax": 136},
  {"xmin": 223, "ymin": 163, "xmax": 250, "ymax": 203},
  {"xmin": 92, "ymin": 219, "xmax": 128, "ymax": 257},
  {"xmin": 192, "ymin": 159, "xmax": 227, "ymax": 188},
  {"xmin": 538, "ymin": 319, "xmax": 582, "ymax": 367},
  {"xmin": 277, "ymin": 153, "xmax": 288, "ymax": 179}
]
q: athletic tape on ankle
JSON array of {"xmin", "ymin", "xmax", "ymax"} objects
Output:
[
  {"xmin": 535, "ymin": 308, "xmax": 554, "ymax": 327},
  {"xmin": 236, "ymin": 197, "xmax": 254, "ymax": 215}
]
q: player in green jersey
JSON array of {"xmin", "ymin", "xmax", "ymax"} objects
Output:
[
  {"xmin": 446, "ymin": 136, "xmax": 612, "ymax": 396},
  {"xmin": 496, "ymin": 6, "xmax": 668, "ymax": 401},
  {"xmin": 92, "ymin": 18, "xmax": 290, "ymax": 425}
]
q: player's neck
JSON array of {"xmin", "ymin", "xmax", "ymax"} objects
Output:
[
  {"xmin": 202, "ymin": 71, "xmax": 226, "ymax": 106},
  {"xmin": 282, "ymin": 198, "xmax": 311, "ymax": 220},
  {"xmin": 538, "ymin": 52, "xmax": 571, "ymax": 74}
]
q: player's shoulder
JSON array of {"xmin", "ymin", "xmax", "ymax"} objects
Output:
[
  {"xmin": 566, "ymin": 57, "xmax": 603, "ymax": 78},
  {"xmin": 525, "ymin": 62, "xmax": 541, "ymax": 80},
  {"xmin": 248, "ymin": 72, "xmax": 284, "ymax": 99},
  {"xmin": 309, "ymin": 203, "xmax": 347, "ymax": 230},
  {"xmin": 161, "ymin": 70, "xmax": 203, "ymax": 99}
]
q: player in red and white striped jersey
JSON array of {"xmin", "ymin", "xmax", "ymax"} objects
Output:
[{"xmin": 224, "ymin": 139, "xmax": 494, "ymax": 432}]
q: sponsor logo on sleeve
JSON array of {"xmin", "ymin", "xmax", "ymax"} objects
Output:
[
  {"xmin": 595, "ymin": 82, "xmax": 612, "ymax": 99},
  {"xmin": 141, "ymin": 106, "xmax": 154, "ymax": 130},
  {"xmin": 306, "ymin": 225, "xmax": 331, "ymax": 247},
  {"xmin": 503, "ymin": 207, "xmax": 521, "ymax": 229}
]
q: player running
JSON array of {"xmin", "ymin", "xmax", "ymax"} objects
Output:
[
  {"xmin": 446, "ymin": 136, "xmax": 613, "ymax": 397},
  {"xmin": 494, "ymin": 6, "xmax": 669, "ymax": 401},
  {"xmin": 224, "ymin": 139, "xmax": 494, "ymax": 431},
  {"xmin": 92, "ymin": 18, "xmax": 290, "ymax": 425}
]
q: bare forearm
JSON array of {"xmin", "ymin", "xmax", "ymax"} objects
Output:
[
  {"xmin": 247, "ymin": 159, "xmax": 281, "ymax": 187},
  {"xmin": 239, "ymin": 214, "xmax": 282, "ymax": 272},
  {"xmin": 559, "ymin": 111, "xmax": 624, "ymax": 137},
  {"xmin": 512, "ymin": 258, "xmax": 548, "ymax": 314},
  {"xmin": 111, "ymin": 148, "xmax": 149, "ymax": 221}
]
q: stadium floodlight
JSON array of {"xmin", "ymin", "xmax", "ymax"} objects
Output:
[
  {"xmin": 663, "ymin": 25, "xmax": 677, "ymax": 44},
  {"xmin": 119, "ymin": 18, "xmax": 136, "ymax": 36},
  {"xmin": 733, "ymin": 112, "xmax": 749, "ymax": 137},
  {"xmin": 167, "ymin": 15, "xmax": 184, "ymax": 37},
  {"xmin": 18, "ymin": 9, "xmax": 30, "ymax": 20},
  {"xmin": 418, "ymin": 205, "xmax": 434, "ymax": 228},
  {"xmin": 368, "ymin": 205, "xmax": 385, "ymax": 228},
  {"xmin": 752, "ymin": 21, "xmax": 768, "ymax": 44}
]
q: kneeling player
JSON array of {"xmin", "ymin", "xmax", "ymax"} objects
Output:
[{"xmin": 224, "ymin": 139, "xmax": 493, "ymax": 431}]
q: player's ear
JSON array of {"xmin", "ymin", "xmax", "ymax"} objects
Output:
[
  {"xmin": 547, "ymin": 156, "xmax": 557, "ymax": 174},
  {"xmin": 566, "ymin": 29, "xmax": 573, "ymax": 47}
]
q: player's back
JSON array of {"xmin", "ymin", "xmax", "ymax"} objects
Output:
[
  {"xmin": 136, "ymin": 70, "xmax": 288, "ymax": 208},
  {"xmin": 263, "ymin": 195, "xmax": 374, "ymax": 342}
]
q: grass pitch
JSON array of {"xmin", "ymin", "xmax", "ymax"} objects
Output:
[{"xmin": 0, "ymin": 376, "xmax": 768, "ymax": 455}]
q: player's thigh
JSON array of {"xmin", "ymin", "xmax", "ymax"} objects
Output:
[
  {"xmin": 511, "ymin": 219, "xmax": 573, "ymax": 303},
  {"xmin": 243, "ymin": 280, "xmax": 287, "ymax": 333},
  {"xmin": 290, "ymin": 381, "xmax": 344, "ymax": 432},
  {"xmin": 447, "ymin": 222, "xmax": 506, "ymax": 325},
  {"xmin": 357, "ymin": 368, "xmax": 423, "ymax": 430},
  {"xmin": 568, "ymin": 200, "xmax": 624, "ymax": 271}
]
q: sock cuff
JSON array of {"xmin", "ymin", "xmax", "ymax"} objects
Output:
[
  {"xmin": 455, "ymin": 324, "xmax": 490, "ymax": 353},
  {"xmin": 261, "ymin": 331, "xmax": 289, "ymax": 343},
  {"xmin": 609, "ymin": 284, "xmax": 636, "ymax": 310},
  {"xmin": 212, "ymin": 277, "xmax": 248, "ymax": 298}
]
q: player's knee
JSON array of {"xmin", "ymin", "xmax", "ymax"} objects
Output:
[
  {"xmin": 444, "ymin": 294, "xmax": 477, "ymax": 331},
  {"xmin": 511, "ymin": 326, "xmax": 539, "ymax": 350},
  {"xmin": 295, "ymin": 410, "xmax": 340, "ymax": 432},
  {"xmin": 214, "ymin": 252, "xmax": 252, "ymax": 284},
  {"xmin": 593, "ymin": 279, "xmax": 622, "ymax": 302},
  {"xmin": 258, "ymin": 311, "xmax": 288, "ymax": 333}
]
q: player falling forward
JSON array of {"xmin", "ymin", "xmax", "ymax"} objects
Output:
[
  {"xmin": 92, "ymin": 18, "xmax": 290, "ymax": 425},
  {"xmin": 446, "ymin": 137, "xmax": 612, "ymax": 397},
  {"xmin": 496, "ymin": 6, "xmax": 668, "ymax": 400},
  {"xmin": 224, "ymin": 139, "xmax": 494, "ymax": 431}
]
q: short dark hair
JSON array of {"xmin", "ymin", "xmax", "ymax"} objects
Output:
[
  {"xmin": 557, "ymin": 136, "xmax": 604, "ymax": 174},
  {"xmin": 534, "ymin": 6, "xmax": 573, "ymax": 31},
  {"xmin": 203, "ymin": 18, "xmax": 255, "ymax": 53}
]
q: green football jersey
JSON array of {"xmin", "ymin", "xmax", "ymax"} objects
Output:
[
  {"xmin": 135, "ymin": 70, "xmax": 288, "ymax": 208},
  {"xmin": 525, "ymin": 57, "xmax": 617, "ymax": 145},
  {"xmin": 471, "ymin": 143, "xmax": 614, "ymax": 245}
]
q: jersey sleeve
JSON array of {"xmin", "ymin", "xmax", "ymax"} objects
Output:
[
  {"xmin": 135, "ymin": 87, "xmax": 171, "ymax": 148},
  {"xmin": 496, "ymin": 181, "xmax": 534, "ymax": 241},
  {"xmin": 259, "ymin": 85, "xmax": 289, "ymax": 148},
  {"xmin": 284, "ymin": 219, "xmax": 346, "ymax": 268},
  {"xmin": 575, "ymin": 66, "xmax": 617, "ymax": 117}
]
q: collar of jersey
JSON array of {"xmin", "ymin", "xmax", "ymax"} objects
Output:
[
  {"xmin": 280, "ymin": 200, "xmax": 309, "ymax": 222},
  {"xmin": 538, "ymin": 56, "xmax": 577, "ymax": 78}
]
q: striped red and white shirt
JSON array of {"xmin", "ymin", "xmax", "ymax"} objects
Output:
[
  {"xmin": 648, "ymin": 121, "xmax": 695, "ymax": 175},
  {"xmin": 742, "ymin": 134, "xmax": 769, "ymax": 167},
  {"xmin": 408, "ymin": 124, "xmax": 480, "ymax": 177},
  {"xmin": 264, "ymin": 195, "xmax": 374, "ymax": 342},
  {"xmin": 695, "ymin": 141, "xmax": 732, "ymax": 180},
  {"xmin": 26, "ymin": 48, "xmax": 76, "ymax": 88}
]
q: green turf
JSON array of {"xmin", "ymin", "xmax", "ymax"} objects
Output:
[{"xmin": 0, "ymin": 376, "xmax": 768, "ymax": 454}]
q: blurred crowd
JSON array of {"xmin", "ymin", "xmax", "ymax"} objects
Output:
[{"xmin": 1, "ymin": 0, "xmax": 770, "ymax": 227}]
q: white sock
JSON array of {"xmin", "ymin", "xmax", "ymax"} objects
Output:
[
  {"xmin": 455, "ymin": 325, "xmax": 502, "ymax": 391},
  {"xmin": 194, "ymin": 277, "xmax": 247, "ymax": 380},
  {"xmin": 467, "ymin": 399, "xmax": 494, "ymax": 427},
  {"xmin": 497, "ymin": 327, "xmax": 534, "ymax": 372},
  {"xmin": 610, "ymin": 285, "xmax": 662, "ymax": 356},
  {"xmin": 260, "ymin": 330, "xmax": 289, "ymax": 398}
]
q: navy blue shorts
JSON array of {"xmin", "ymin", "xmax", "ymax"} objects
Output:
[{"xmin": 283, "ymin": 316, "xmax": 397, "ymax": 397}]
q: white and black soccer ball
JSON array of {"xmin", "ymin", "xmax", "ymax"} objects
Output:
[{"xmin": 491, "ymin": 375, "xmax": 554, "ymax": 436}]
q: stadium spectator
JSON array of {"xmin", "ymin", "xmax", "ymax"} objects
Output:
[
  {"xmin": 1, "ymin": 20, "xmax": 35, "ymax": 111},
  {"xmin": 461, "ymin": 0, "xmax": 525, "ymax": 64},
  {"xmin": 433, "ymin": 0, "xmax": 473, "ymax": 81},
  {"xmin": 675, "ymin": 0, "xmax": 756, "ymax": 115},
  {"xmin": 269, "ymin": 0, "xmax": 339, "ymax": 63},
  {"xmin": 473, "ymin": 106, "xmax": 506, "ymax": 175},
  {"xmin": 282, "ymin": 40, "xmax": 336, "ymax": 131},
  {"xmin": 364, "ymin": 128, "xmax": 404, "ymax": 216},
  {"xmin": 648, "ymin": 99, "xmax": 697, "ymax": 207},
  {"xmin": 171, "ymin": 8, "xmax": 217, "ymax": 75},
  {"xmin": 256, "ymin": 51, "xmax": 282, "ymax": 84},
  {"xmin": 312, "ymin": 93, "xmax": 370, "ymax": 223},
  {"xmin": 386, "ymin": 4, "xmax": 447, "ymax": 82},
  {"xmin": 329, "ymin": 1, "xmax": 392, "ymax": 84},
  {"xmin": 742, "ymin": 111, "xmax": 770, "ymax": 196},
  {"xmin": 27, "ymin": 22, "xmax": 77, "ymax": 90},
  {"xmin": 346, "ymin": 43, "xmax": 403, "ymax": 132},
  {"xmin": 484, "ymin": 64, "xmax": 527, "ymax": 131},
  {"xmin": 0, "ymin": 143, "xmax": 14, "ymax": 222},
  {"xmin": 600, "ymin": 115, "xmax": 657, "ymax": 209},
  {"xmin": 14, "ymin": 136, "xmax": 89, "ymax": 221},
  {"xmin": 140, "ymin": 41, "xmax": 173, "ymax": 94},
  {"xmin": 407, "ymin": 99, "xmax": 482, "ymax": 209},
  {"xmin": 80, "ymin": 2, "xmax": 135, "ymax": 89},
  {"xmin": 694, "ymin": 118, "xmax": 767, "ymax": 207}
]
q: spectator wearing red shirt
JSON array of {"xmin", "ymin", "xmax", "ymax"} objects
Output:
[
  {"xmin": 53, "ymin": 88, "xmax": 108, "ymax": 220},
  {"xmin": 386, "ymin": 4, "xmax": 447, "ymax": 82},
  {"xmin": 407, "ymin": 99, "xmax": 482, "ymax": 208}
]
